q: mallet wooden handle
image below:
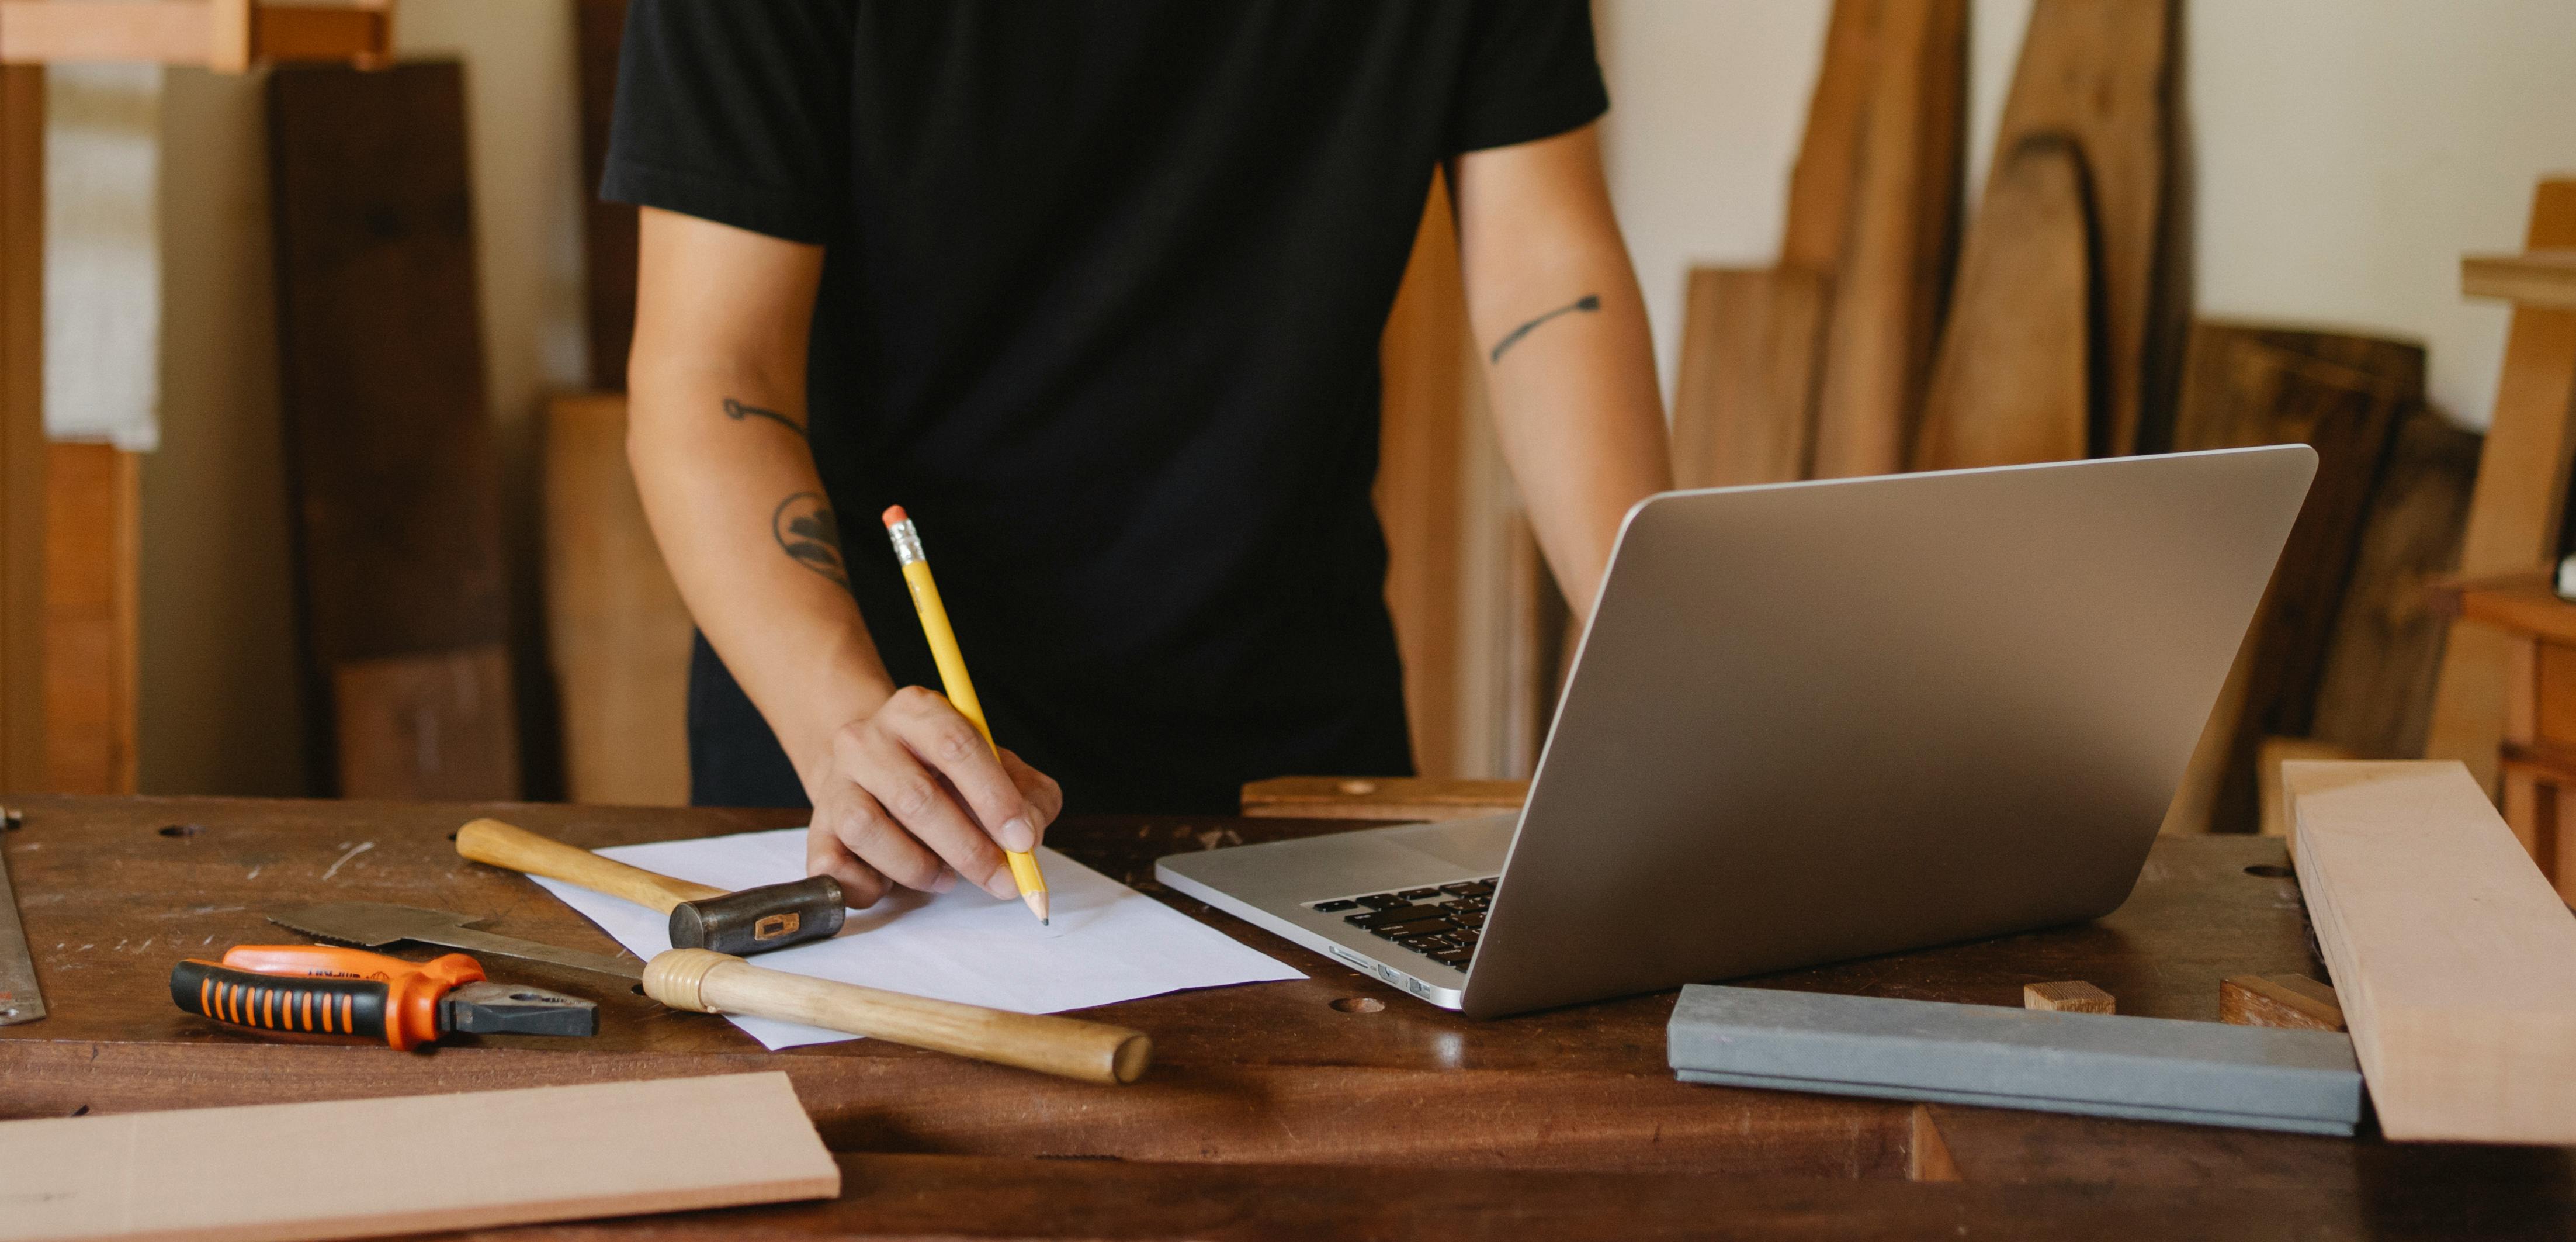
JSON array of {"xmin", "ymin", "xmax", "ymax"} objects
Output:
[
  {"xmin": 642, "ymin": 948, "xmax": 1152, "ymax": 1085},
  {"xmin": 455, "ymin": 818, "xmax": 724, "ymax": 914}
]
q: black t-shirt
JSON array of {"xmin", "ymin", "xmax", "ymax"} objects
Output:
[{"xmin": 607, "ymin": 1, "xmax": 1607, "ymax": 814}]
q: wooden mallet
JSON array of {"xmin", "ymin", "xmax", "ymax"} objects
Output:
[{"xmin": 456, "ymin": 818, "xmax": 845, "ymax": 957}]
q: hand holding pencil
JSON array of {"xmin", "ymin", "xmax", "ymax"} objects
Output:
[
  {"xmin": 883, "ymin": 506, "xmax": 1053, "ymax": 923},
  {"xmin": 796, "ymin": 511, "xmax": 1060, "ymax": 916}
]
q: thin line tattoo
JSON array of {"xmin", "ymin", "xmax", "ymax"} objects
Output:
[
  {"xmin": 772, "ymin": 492, "xmax": 850, "ymax": 587},
  {"xmin": 724, "ymin": 397, "xmax": 807, "ymax": 438},
  {"xmin": 1488, "ymin": 294, "xmax": 1601, "ymax": 364}
]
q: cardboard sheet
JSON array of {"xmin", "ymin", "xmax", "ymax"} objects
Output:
[{"xmin": 533, "ymin": 828, "xmax": 1302, "ymax": 1049}]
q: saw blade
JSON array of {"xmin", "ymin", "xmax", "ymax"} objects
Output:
[
  {"xmin": 268, "ymin": 901, "xmax": 644, "ymax": 982},
  {"xmin": 0, "ymin": 817, "xmax": 46, "ymax": 1026}
]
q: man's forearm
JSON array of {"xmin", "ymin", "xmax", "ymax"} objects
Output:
[
  {"xmin": 1453, "ymin": 126, "xmax": 1673, "ymax": 621},
  {"xmin": 629, "ymin": 363, "xmax": 899, "ymax": 786}
]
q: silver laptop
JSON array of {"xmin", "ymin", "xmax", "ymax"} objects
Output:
[{"xmin": 1157, "ymin": 447, "xmax": 2316, "ymax": 1018}]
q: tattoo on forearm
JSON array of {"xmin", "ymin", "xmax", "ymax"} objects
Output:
[
  {"xmin": 1488, "ymin": 294, "xmax": 1601, "ymax": 364},
  {"xmin": 772, "ymin": 492, "xmax": 850, "ymax": 586},
  {"xmin": 724, "ymin": 397, "xmax": 807, "ymax": 438}
]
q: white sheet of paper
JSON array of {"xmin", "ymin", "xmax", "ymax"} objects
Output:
[{"xmin": 531, "ymin": 827, "xmax": 1302, "ymax": 1049}]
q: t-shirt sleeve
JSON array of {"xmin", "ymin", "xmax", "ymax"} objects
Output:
[
  {"xmin": 602, "ymin": 0, "xmax": 857, "ymax": 244},
  {"xmin": 1444, "ymin": 0, "xmax": 1610, "ymax": 156}
]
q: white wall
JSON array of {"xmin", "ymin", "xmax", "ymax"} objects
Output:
[{"xmin": 1597, "ymin": 0, "xmax": 2576, "ymax": 429}]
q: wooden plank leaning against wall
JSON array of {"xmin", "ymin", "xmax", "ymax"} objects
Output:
[
  {"xmin": 0, "ymin": 66, "xmax": 38, "ymax": 795},
  {"xmin": 1376, "ymin": 171, "xmax": 1559, "ymax": 783}
]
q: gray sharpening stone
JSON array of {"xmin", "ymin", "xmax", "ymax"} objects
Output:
[{"xmin": 1668, "ymin": 984, "xmax": 2363, "ymax": 1136}]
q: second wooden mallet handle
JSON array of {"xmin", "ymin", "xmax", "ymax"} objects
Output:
[
  {"xmin": 455, "ymin": 818, "xmax": 724, "ymax": 915},
  {"xmin": 642, "ymin": 948, "xmax": 1153, "ymax": 1085}
]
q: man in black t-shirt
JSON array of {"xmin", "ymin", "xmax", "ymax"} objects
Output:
[{"xmin": 611, "ymin": 2, "xmax": 1670, "ymax": 908}]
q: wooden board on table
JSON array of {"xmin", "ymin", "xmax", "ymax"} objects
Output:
[
  {"xmin": 2308, "ymin": 410, "xmax": 2481, "ymax": 762},
  {"xmin": 268, "ymin": 61, "xmax": 518, "ymax": 800},
  {"xmin": 575, "ymin": 0, "xmax": 633, "ymax": 392},
  {"xmin": 0, "ymin": 1073, "xmax": 840, "ymax": 1241},
  {"xmin": 1984, "ymin": 0, "xmax": 2173, "ymax": 455},
  {"xmin": 2428, "ymin": 181, "xmax": 2576, "ymax": 796},
  {"xmin": 1242, "ymin": 774, "xmax": 1528, "ymax": 822},
  {"xmin": 0, "ymin": 67, "xmax": 38, "ymax": 795},
  {"xmin": 2163, "ymin": 325, "xmax": 2418, "ymax": 834},
  {"xmin": 1669, "ymin": 265, "xmax": 1828, "ymax": 488},
  {"xmin": 1779, "ymin": 0, "xmax": 1877, "ymax": 272},
  {"xmin": 1910, "ymin": 133, "xmax": 2092, "ymax": 470},
  {"xmin": 1810, "ymin": 0, "xmax": 1965, "ymax": 479},
  {"xmin": 2282, "ymin": 760, "xmax": 2576, "ymax": 1143},
  {"xmin": 547, "ymin": 392, "xmax": 691, "ymax": 805},
  {"xmin": 40, "ymin": 442, "xmax": 134, "ymax": 794}
]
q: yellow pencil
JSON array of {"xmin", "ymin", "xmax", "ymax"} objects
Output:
[{"xmin": 881, "ymin": 506, "xmax": 1050, "ymax": 923}]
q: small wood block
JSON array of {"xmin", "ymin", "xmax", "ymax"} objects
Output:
[
  {"xmin": 2024, "ymin": 981, "xmax": 2115, "ymax": 1014},
  {"xmin": 2221, "ymin": 974, "xmax": 2346, "ymax": 1032},
  {"xmin": 0, "ymin": 1072, "xmax": 840, "ymax": 1241}
]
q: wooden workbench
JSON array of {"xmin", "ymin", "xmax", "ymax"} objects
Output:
[{"xmin": 1, "ymin": 795, "xmax": 2569, "ymax": 1238}]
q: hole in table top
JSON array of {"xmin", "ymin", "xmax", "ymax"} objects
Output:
[
  {"xmin": 2244, "ymin": 863, "xmax": 2293, "ymax": 878},
  {"xmin": 157, "ymin": 823, "xmax": 203, "ymax": 838},
  {"xmin": 1331, "ymin": 996, "xmax": 1385, "ymax": 1014}
]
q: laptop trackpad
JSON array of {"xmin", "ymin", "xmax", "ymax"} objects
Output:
[{"xmin": 1378, "ymin": 812, "xmax": 1516, "ymax": 873}]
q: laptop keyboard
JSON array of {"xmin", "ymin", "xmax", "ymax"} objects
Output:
[{"xmin": 1309, "ymin": 878, "xmax": 1496, "ymax": 971}]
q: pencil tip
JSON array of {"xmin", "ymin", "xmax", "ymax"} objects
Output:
[{"xmin": 1025, "ymin": 889, "xmax": 1050, "ymax": 924}]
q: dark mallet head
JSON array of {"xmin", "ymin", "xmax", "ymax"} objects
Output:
[{"xmin": 666, "ymin": 875, "xmax": 847, "ymax": 956}]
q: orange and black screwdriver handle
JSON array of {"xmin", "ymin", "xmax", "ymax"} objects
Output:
[{"xmin": 169, "ymin": 945, "xmax": 483, "ymax": 1051}]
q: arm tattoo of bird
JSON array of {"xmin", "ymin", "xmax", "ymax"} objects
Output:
[{"xmin": 772, "ymin": 492, "xmax": 849, "ymax": 587}]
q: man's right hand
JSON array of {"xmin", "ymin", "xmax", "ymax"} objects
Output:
[{"xmin": 802, "ymin": 685, "xmax": 1065, "ymax": 908}]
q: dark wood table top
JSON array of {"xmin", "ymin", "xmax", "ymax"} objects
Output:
[{"xmin": 2, "ymin": 794, "xmax": 2569, "ymax": 1238}]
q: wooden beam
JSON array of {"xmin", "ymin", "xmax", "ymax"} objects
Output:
[
  {"xmin": 1809, "ymin": 0, "xmax": 1965, "ymax": 478},
  {"xmin": 40, "ymin": 442, "xmax": 134, "ymax": 794},
  {"xmin": 0, "ymin": 1, "xmax": 391, "ymax": 70},
  {"xmin": 2283, "ymin": 759, "xmax": 2576, "ymax": 1144},
  {"xmin": 2463, "ymin": 249, "xmax": 2576, "ymax": 311},
  {"xmin": 1669, "ymin": 265, "xmax": 1828, "ymax": 489},
  {"xmin": 546, "ymin": 392, "xmax": 690, "ymax": 806},
  {"xmin": 0, "ymin": 66, "xmax": 38, "ymax": 795},
  {"xmin": 269, "ymin": 61, "xmax": 518, "ymax": 799},
  {"xmin": 1377, "ymin": 174, "xmax": 1468, "ymax": 779},
  {"xmin": 1980, "ymin": 0, "xmax": 2174, "ymax": 455}
]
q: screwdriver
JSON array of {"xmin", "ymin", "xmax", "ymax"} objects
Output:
[{"xmin": 169, "ymin": 944, "xmax": 596, "ymax": 1050}]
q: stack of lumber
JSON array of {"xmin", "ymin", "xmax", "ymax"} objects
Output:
[
  {"xmin": 1673, "ymin": 0, "xmax": 1964, "ymax": 487},
  {"xmin": 1676, "ymin": 0, "xmax": 2176, "ymax": 487}
]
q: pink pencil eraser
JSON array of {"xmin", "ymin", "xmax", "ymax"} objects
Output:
[{"xmin": 882, "ymin": 506, "xmax": 908, "ymax": 528}]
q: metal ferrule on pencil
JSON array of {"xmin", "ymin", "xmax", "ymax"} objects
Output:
[{"xmin": 885, "ymin": 516, "xmax": 925, "ymax": 565}]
